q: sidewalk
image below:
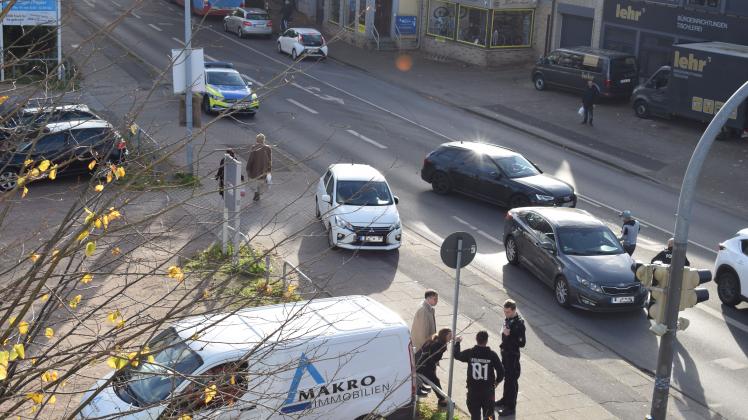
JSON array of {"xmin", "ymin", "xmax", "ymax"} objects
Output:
[{"xmin": 321, "ymin": 39, "xmax": 748, "ymax": 219}]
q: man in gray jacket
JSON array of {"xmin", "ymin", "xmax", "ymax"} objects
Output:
[{"xmin": 619, "ymin": 210, "xmax": 640, "ymax": 256}]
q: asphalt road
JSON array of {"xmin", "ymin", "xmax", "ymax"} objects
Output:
[{"xmin": 70, "ymin": 1, "xmax": 748, "ymax": 418}]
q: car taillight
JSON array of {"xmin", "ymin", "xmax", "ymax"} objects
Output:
[
  {"xmin": 504, "ymin": 212, "xmax": 513, "ymax": 221},
  {"xmin": 299, "ymin": 35, "xmax": 304, "ymax": 43},
  {"xmin": 117, "ymin": 140, "xmax": 126, "ymax": 150},
  {"xmin": 244, "ymin": 21, "xmax": 253, "ymax": 26},
  {"xmin": 267, "ymin": 20, "xmax": 272, "ymax": 26},
  {"xmin": 408, "ymin": 340, "xmax": 416, "ymax": 397},
  {"xmin": 605, "ymin": 79, "xmax": 612, "ymax": 88},
  {"xmin": 718, "ymin": 243, "xmax": 725, "ymax": 251}
]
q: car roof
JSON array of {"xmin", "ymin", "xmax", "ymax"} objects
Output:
[
  {"xmin": 736, "ymin": 228, "xmax": 748, "ymax": 237},
  {"xmin": 519, "ymin": 207, "xmax": 602, "ymax": 228},
  {"xmin": 329, "ymin": 163, "xmax": 386, "ymax": 182},
  {"xmin": 175, "ymin": 296, "xmax": 406, "ymax": 364},
  {"xmin": 440, "ymin": 141, "xmax": 518, "ymax": 158},
  {"xmin": 44, "ymin": 119, "xmax": 112, "ymax": 133},
  {"xmin": 22, "ymin": 104, "xmax": 93, "ymax": 114},
  {"xmin": 241, "ymin": 7, "xmax": 268, "ymax": 14},
  {"xmin": 205, "ymin": 67, "xmax": 239, "ymax": 75},
  {"xmin": 291, "ymin": 28, "xmax": 321, "ymax": 34},
  {"xmin": 555, "ymin": 46, "xmax": 634, "ymax": 58}
]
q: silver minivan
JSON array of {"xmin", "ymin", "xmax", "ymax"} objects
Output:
[{"xmin": 223, "ymin": 7, "xmax": 272, "ymax": 38}]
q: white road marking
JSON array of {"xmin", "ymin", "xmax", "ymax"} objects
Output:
[
  {"xmin": 453, "ymin": 216, "xmax": 503, "ymax": 246},
  {"xmin": 172, "ymin": 37, "xmax": 185, "ymax": 45},
  {"xmin": 345, "ymin": 130, "xmax": 387, "ymax": 149},
  {"xmin": 147, "ymin": 23, "xmax": 162, "ymax": 32},
  {"xmin": 130, "ymin": 11, "xmax": 141, "ymax": 19},
  {"xmin": 452, "ymin": 216, "xmax": 477, "ymax": 230},
  {"xmin": 698, "ymin": 304, "xmax": 748, "ymax": 335},
  {"xmin": 712, "ymin": 357, "xmax": 748, "ymax": 371},
  {"xmin": 112, "ymin": 0, "xmax": 121, "ymax": 6},
  {"xmin": 291, "ymin": 82, "xmax": 345, "ymax": 105},
  {"xmin": 83, "ymin": 0, "xmax": 94, "ymax": 7},
  {"xmin": 71, "ymin": 44, "xmax": 80, "ymax": 49},
  {"xmin": 205, "ymin": 54, "xmax": 218, "ymax": 61},
  {"xmin": 241, "ymin": 74, "xmax": 264, "ymax": 87},
  {"xmin": 286, "ymin": 98, "xmax": 318, "ymax": 114}
]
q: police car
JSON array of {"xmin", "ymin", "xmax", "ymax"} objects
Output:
[{"xmin": 201, "ymin": 62, "xmax": 259, "ymax": 115}]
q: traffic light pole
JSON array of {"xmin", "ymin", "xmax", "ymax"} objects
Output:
[{"xmin": 649, "ymin": 81, "xmax": 748, "ymax": 420}]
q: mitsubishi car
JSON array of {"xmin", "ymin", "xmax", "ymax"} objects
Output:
[
  {"xmin": 504, "ymin": 207, "xmax": 648, "ymax": 312},
  {"xmin": 202, "ymin": 62, "xmax": 259, "ymax": 115},
  {"xmin": 315, "ymin": 164, "xmax": 402, "ymax": 251},
  {"xmin": 277, "ymin": 28, "xmax": 328, "ymax": 60}
]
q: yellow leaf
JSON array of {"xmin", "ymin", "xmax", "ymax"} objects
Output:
[
  {"xmin": 76, "ymin": 230, "xmax": 89, "ymax": 242},
  {"xmin": 69, "ymin": 295, "xmax": 82, "ymax": 309},
  {"xmin": 85, "ymin": 241, "xmax": 96, "ymax": 257},
  {"xmin": 48, "ymin": 395, "xmax": 57, "ymax": 404},
  {"xmin": 102, "ymin": 215, "xmax": 109, "ymax": 229},
  {"xmin": 94, "ymin": 218, "xmax": 102, "ymax": 229},
  {"xmin": 106, "ymin": 172, "xmax": 113, "ymax": 184},
  {"xmin": 38, "ymin": 160, "xmax": 50, "ymax": 172},
  {"xmin": 21, "ymin": 186, "xmax": 28, "ymax": 198},
  {"xmin": 106, "ymin": 356, "xmax": 128, "ymax": 370},
  {"xmin": 88, "ymin": 160, "xmax": 96, "ymax": 171},
  {"xmin": 8, "ymin": 316, "xmax": 16, "ymax": 325},
  {"xmin": 107, "ymin": 310, "xmax": 121, "ymax": 324},
  {"xmin": 24, "ymin": 159, "xmax": 33, "ymax": 167},
  {"xmin": 111, "ymin": 247, "xmax": 121, "ymax": 256},
  {"xmin": 108, "ymin": 209, "xmax": 121, "ymax": 220},
  {"xmin": 17, "ymin": 176, "xmax": 25, "ymax": 186},
  {"xmin": 0, "ymin": 351, "xmax": 8, "ymax": 381},
  {"xmin": 27, "ymin": 392, "xmax": 43, "ymax": 404},
  {"xmin": 41, "ymin": 294, "xmax": 49, "ymax": 302},
  {"xmin": 29, "ymin": 253, "xmax": 40, "ymax": 262},
  {"xmin": 41, "ymin": 370, "xmax": 58, "ymax": 382},
  {"xmin": 31, "ymin": 358, "xmax": 37, "ymax": 365},
  {"xmin": 230, "ymin": 375, "xmax": 236, "ymax": 385},
  {"xmin": 49, "ymin": 165, "xmax": 57, "ymax": 180},
  {"xmin": 94, "ymin": 184, "xmax": 104, "ymax": 192},
  {"xmin": 51, "ymin": 249, "xmax": 59, "ymax": 258},
  {"xmin": 202, "ymin": 290, "xmax": 211, "ymax": 299},
  {"xmin": 116, "ymin": 167, "xmax": 126, "ymax": 179},
  {"xmin": 19, "ymin": 321, "xmax": 29, "ymax": 335},
  {"xmin": 167, "ymin": 266, "xmax": 184, "ymax": 282},
  {"xmin": 287, "ymin": 284, "xmax": 298, "ymax": 294},
  {"xmin": 45, "ymin": 327, "xmax": 54, "ymax": 338},
  {"xmin": 81, "ymin": 273, "xmax": 93, "ymax": 284},
  {"xmin": 30, "ymin": 168, "xmax": 40, "ymax": 178},
  {"xmin": 179, "ymin": 415, "xmax": 192, "ymax": 420},
  {"xmin": 11, "ymin": 344, "xmax": 25, "ymax": 360},
  {"xmin": 147, "ymin": 354, "xmax": 155, "ymax": 363},
  {"xmin": 204, "ymin": 384, "xmax": 217, "ymax": 404}
]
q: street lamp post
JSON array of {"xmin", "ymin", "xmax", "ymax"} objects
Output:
[
  {"xmin": 184, "ymin": 0, "xmax": 194, "ymax": 174},
  {"xmin": 648, "ymin": 81, "xmax": 748, "ymax": 419}
]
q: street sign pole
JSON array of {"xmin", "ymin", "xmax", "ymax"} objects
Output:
[
  {"xmin": 446, "ymin": 238, "xmax": 462, "ymax": 420},
  {"xmin": 647, "ymin": 81, "xmax": 748, "ymax": 419},
  {"xmin": 184, "ymin": 0, "xmax": 194, "ymax": 174},
  {"xmin": 56, "ymin": 0, "xmax": 62, "ymax": 80}
]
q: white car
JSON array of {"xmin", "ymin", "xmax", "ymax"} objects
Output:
[
  {"xmin": 223, "ymin": 7, "xmax": 273, "ymax": 38},
  {"xmin": 315, "ymin": 164, "xmax": 402, "ymax": 250},
  {"xmin": 277, "ymin": 28, "xmax": 328, "ymax": 60},
  {"xmin": 78, "ymin": 296, "xmax": 416, "ymax": 419},
  {"xmin": 714, "ymin": 228, "xmax": 748, "ymax": 306}
]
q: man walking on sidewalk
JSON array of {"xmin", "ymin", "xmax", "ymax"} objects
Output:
[
  {"xmin": 412, "ymin": 289, "xmax": 438, "ymax": 395},
  {"xmin": 454, "ymin": 331, "xmax": 504, "ymax": 420},
  {"xmin": 581, "ymin": 80, "xmax": 598, "ymax": 126},
  {"xmin": 497, "ymin": 299, "xmax": 526, "ymax": 417},
  {"xmin": 618, "ymin": 210, "xmax": 640, "ymax": 256},
  {"xmin": 246, "ymin": 133, "xmax": 272, "ymax": 202}
]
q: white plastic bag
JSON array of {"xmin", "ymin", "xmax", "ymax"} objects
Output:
[
  {"xmin": 266, "ymin": 173, "xmax": 272, "ymax": 184},
  {"xmin": 577, "ymin": 106, "xmax": 584, "ymax": 116}
]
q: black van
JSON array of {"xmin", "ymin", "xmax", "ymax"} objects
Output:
[{"xmin": 531, "ymin": 47, "xmax": 638, "ymax": 99}]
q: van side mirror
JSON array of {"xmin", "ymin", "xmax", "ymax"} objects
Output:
[
  {"xmin": 321, "ymin": 194, "xmax": 332, "ymax": 204},
  {"xmin": 540, "ymin": 241, "xmax": 556, "ymax": 254},
  {"xmin": 393, "ymin": 195, "xmax": 400, "ymax": 205},
  {"xmin": 538, "ymin": 56, "xmax": 547, "ymax": 65}
]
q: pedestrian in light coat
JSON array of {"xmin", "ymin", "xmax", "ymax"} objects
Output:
[
  {"xmin": 411, "ymin": 289, "xmax": 438, "ymax": 351},
  {"xmin": 246, "ymin": 133, "xmax": 272, "ymax": 201}
]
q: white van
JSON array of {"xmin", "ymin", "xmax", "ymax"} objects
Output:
[{"xmin": 79, "ymin": 296, "xmax": 416, "ymax": 419}]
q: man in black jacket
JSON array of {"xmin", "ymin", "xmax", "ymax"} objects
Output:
[
  {"xmin": 651, "ymin": 238, "xmax": 690, "ymax": 266},
  {"xmin": 454, "ymin": 331, "xmax": 503, "ymax": 420},
  {"xmin": 497, "ymin": 299, "xmax": 526, "ymax": 417},
  {"xmin": 581, "ymin": 80, "xmax": 598, "ymax": 126}
]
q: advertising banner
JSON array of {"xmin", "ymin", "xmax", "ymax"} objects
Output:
[
  {"xmin": 1, "ymin": 0, "xmax": 59, "ymax": 26},
  {"xmin": 395, "ymin": 16, "xmax": 417, "ymax": 35}
]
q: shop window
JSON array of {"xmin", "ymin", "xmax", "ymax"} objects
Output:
[
  {"xmin": 427, "ymin": 1, "xmax": 457, "ymax": 39},
  {"xmin": 603, "ymin": 25, "xmax": 636, "ymax": 55},
  {"xmin": 687, "ymin": 0, "xmax": 720, "ymax": 8},
  {"xmin": 330, "ymin": 0, "xmax": 340, "ymax": 24},
  {"xmin": 490, "ymin": 10, "xmax": 533, "ymax": 48},
  {"xmin": 346, "ymin": 0, "xmax": 356, "ymax": 29},
  {"xmin": 457, "ymin": 6, "xmax": 488, "ymax": 46}
]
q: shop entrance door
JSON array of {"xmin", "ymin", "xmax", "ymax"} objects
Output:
[
  {"xmin": 374, "ymin": 0, "xmax": 392, "ymax": 38},
  {"xmin": 560, "ymin": 14, "xmax": 592, "ymax": 47}
]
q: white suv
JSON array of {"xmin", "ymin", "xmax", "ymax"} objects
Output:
[
  {"xmin": 714, "ymin": 228, "xmax": 748, "ymax": 306},
  {"xmin": 315, "ymin": 164, "xmax": 402, "ymax": 250}
]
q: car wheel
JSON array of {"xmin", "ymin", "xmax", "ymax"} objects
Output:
[
  {"xmin": 717, "ymin": 270, "xmax": 742, "ymax": 307},
  {"xmin": 315, "ymin": 197, "xmax": 321, "ymax": 219},
  {"xmin": 509, "ymin": 194, "xmax": 530, "ymax": 209},
  {"xmin": 0, "ymin": 171, "xmax": 18, "ymax": 192},
  {"xmin": 431, "ymin": 171, "xmax": 451, "ymax": 195},
  {"xmin": 505, "ymin": 236, "xmax": 519, "ymax": 266},
  {"xmin": 291, "ymin": 49, "xmax": 298, "ymax": 60},
  {"xmin": 223, "ymin": 22, "xmax": 229, "ymax": 32},
  {"xmin": 533, "ymin": 74, "xmax": 546, "ymax": 91},
  {"xmin": 202, "ymin": 96, "xmax": 212, "ymax": 114},
  {"xmin": 277, "ymin": 42, "xmax": 283, "ymax": 54},
  {"xmin": 328, "ymin": 226, "xmax": 339, "ymax": 250},
  {"xmin": 237, "ymin": 26, "xmax": 243, "ymax": 38},
  {"xmin": 555, "ymin": 276, "xmax": 571, "ymax": 308},
  {"xmin": 634, "ymin": 100, "xmax": 650, "ymax": 119}
]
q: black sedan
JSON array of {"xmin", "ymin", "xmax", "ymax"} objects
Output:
[
  {"xmin": 420, "ymin": 141, "xmax": 576, "ymax": 209},
  {"xmin": 503, "ymin": 207, "xmax": 648, "ymax": 312}
]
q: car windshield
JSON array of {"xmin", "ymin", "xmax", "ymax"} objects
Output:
[
  {"xmin": 116, "ymin": 328, "xmax": 203, "ymax": 406},
  {"xmin": 558, "ymin": 227, "xmax": 624, "ymax": 256},
  {"xmin": 494, "ymin": 155, "xmax": 540, "ymax": 178},
  {"xmin": 336, "ymin": 180, "xmax": 393, "ymax": 206},
  {"xmin": 246, "ymin": 13, "xmax": 269, "ymax": 20},
  {"xmin": 207, "ymin": 71, "xmax": 245, "ymax": 87},
  {"xmin": 300, "ymin": 34, "xmax": 324, "ymax": 46}
]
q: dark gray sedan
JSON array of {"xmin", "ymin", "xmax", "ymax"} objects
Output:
[{"xmin": 503, "ymin": 207, "xmax": 648, "ymax": 312}]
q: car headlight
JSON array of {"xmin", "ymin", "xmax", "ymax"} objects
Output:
[
  {"xmin": 393, "ymin": 220, "xmax": 401, "ymax": 230},
  {"xmin": 576, "ymin": 275, "xmax": 603, "ymax": 293},
  {"xmin": 535, "ymin": 194, "xmax": 555, "ymax": 201},
  {"xmin": 251, "ymin": 93, "xmax": 258, "ymax": 101},
  {"xmin": 333, "ymin": 216, "xmax": 353, "ymax": 231}
]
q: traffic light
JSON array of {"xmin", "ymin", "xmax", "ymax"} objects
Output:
[
  {"xmin": 680, "ymin": 267, "xmax": 711, "ymax": 310},
  {"xmin": 635, "ymin": 262, "xmax": 670, "ymax": 336}
]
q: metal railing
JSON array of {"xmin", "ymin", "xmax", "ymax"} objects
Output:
[
  {"xmin": 281, "ymin": 260, "xmax": 332, "ymax": 297},
  {"xmin": 371, "ymin": 26, "xmax": 380, "ymax": 51},
  {"xmin": 393, "ymin": 24, "xmax": 402, "ymax": 50},
  {"xmin": 418, "ymin": 373, "xmax": 456, "ymax": 419}
]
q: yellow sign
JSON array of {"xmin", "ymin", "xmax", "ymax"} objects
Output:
[
  {"xmin": 582, "ymin": 55, "xmax": 599, "ymax": 68},
  {"xmin": 615, "ymin": 3, "xmax": 643, "ymax": 21},
  {"xmin": 674, "ymin": 50, "xmax": 708, "ymax": 73},
  {"xmin": 691, "ymin": 96, "xmax": 703, "ymax": 113}
]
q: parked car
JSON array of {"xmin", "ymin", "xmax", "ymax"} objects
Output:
[
  {"xmin": 78, "ymin": 295, "xmax": 416, "ymax": 419},
  {"xmin": 503, "ymin": 207, "xmax": 648, "ymax": 311},
  {"xmin": 202, "ymin": 61, "xmax": 259, "ymax": 115},
  {"xmin": 315, "ymin": 164, "xmax": 402, "ymax": 250},
  {"xmin": 0, "ymin": 120, "xmax": 127, "ymax": 191},
  {"xmin": 0, "ymin": 103, "xmax": 101, "ymax": 141},
  {"xmin": 420, "ymin": 141, "xmax": 576, "ymax": 209},
  {"xmin": 223, "ymin": 7, "xmax": 272, "ymax": 38},
  {"xmin": 277, "ymin": 28, "xmax": 328, "ymax": 60},
  {"xmin": 532, "ymin": 47, "xmax": 638, "ymax": 98},
  {"xmin": 714, "ymin": 228, "xmax": 748, "ymax": 306}
]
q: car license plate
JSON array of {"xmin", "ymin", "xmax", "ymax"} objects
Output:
[
  {"xmin": 620, "ymin": 78, "xmax": 631, "ymax": 83},
  {"xmin": 611, "ymin": 296, "xmax": 635, "ymax": 304},
  {"xmin": 362, "ymin": 235, "xmax": 383, "ymax": 242}
]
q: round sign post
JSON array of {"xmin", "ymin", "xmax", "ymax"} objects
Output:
[{"xmin": 440, "ymin": 232, "xmax": 477, "ymax": 420}]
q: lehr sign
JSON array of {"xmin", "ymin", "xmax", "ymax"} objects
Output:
[{"xmin": 1, "ymin": 0, "xmax": 59, "ymax": 26}]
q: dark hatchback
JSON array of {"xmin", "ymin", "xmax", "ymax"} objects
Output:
[
  {"xmin": 420, "ymin": 141, "xmax": 576, "ymax": 209},
  {"xmin": 503, "ymin": 207, "xmax": 648, "ymax": 312}
]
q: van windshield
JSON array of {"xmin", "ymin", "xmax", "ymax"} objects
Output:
[
  {"xmin": 610, "ymin": 57, "xmax": 637, "ymax": 78},
  {"xmin": 114, "ymin": 328, "xmax": 203, "ymax": 406}
]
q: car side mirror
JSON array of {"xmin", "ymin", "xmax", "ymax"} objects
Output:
[
  {"xmin": 393, "ymin": 195, "xmax": 399, "ymax": 205},
  {"xmin": 540, "ymin": 241, "xmax": 556, "ymax": 254},
  {"xmin": 321, "ymin": 194, "xmax": 332, "ymax": 204}
]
